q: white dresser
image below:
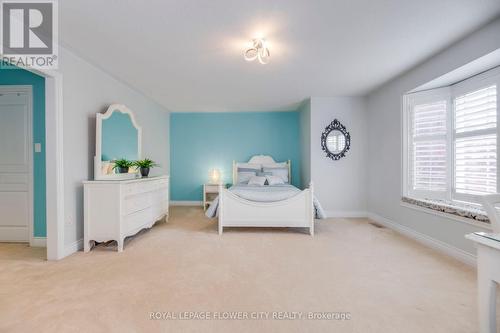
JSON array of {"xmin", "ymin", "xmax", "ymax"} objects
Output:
[{"xmin": 83, "ymin": 176, "xmax": 169, "ymax": 252}]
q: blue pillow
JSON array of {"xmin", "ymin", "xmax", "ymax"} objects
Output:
[{"xmin": 238, "ymin": 167, "xmax": 260, "ymax": 173}]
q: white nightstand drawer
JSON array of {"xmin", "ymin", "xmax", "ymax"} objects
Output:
[{"xmin": 205, "ymin": 184, "xmax": 220, "ymax": 193}]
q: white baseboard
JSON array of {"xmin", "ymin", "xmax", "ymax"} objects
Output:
[
  {"xmin": 0, "ymin": 226, "xmax": 29, "ymax": 242},
  {"xmin": 170, "ymin": 201, "xmax": 203, "ymax": 206},
  {"xmin": 63, "ymin": 238, "xmax": 83, "ymax": 258},
  {"xmin": 367, "ymin": 213, "xmax": 476, "ymax": 266},
  {"xmin": 326, "ymin": 211, "xmax": 368, "ymax": 218},
  {"xmin": 30, "ymin": 237, "xmax": 46, "ymax": 247}
]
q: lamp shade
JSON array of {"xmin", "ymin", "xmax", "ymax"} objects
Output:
[{"xmin": 208, "ymin": 168, "xmax": 221, "ymax": 184}]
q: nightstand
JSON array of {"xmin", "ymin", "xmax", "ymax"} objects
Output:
[{"xmin": 203, "ymin": 184, "xmax": 226, "ymax": 210}]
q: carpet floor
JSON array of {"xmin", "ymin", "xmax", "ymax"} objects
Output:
[{"xmin": 0, "ymin": 206, "xmax": 494, "ymax": 332}]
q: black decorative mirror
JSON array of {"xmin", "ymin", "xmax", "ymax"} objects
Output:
[{"xmin": 321, "ymin": 119, "xmax": 350, "ymax": 160}]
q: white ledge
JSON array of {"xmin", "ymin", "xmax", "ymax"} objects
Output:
[{"xmin": 400, "ymin": 198, "xmax": 492, "ymax": 230}]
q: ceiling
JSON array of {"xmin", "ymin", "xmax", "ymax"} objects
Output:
[{"xmin": 59, "ymin": 0, "xmax": 500, "ymax": 112}]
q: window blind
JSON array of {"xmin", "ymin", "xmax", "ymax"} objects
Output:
[
  {"xmin": 411, "ymin": 101, "xmax": 447, "ymax": 192},
  {"xmin": 455, "ymin": 85, "xmax": 497, "ymax": 133},
  {"xmin": 454, "ymin": 85, "xmax": 497, "ymax": 196}
]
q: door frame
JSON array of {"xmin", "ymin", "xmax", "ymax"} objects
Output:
[
  {"xmin": 40, "ymin": 71, "xmax": 64, "ymax": 260},
  {"xmin": 0, "ymin": 85, "xmax": 34, "ymax": 244},
  {"xmin": 0, "ymin": 65, "xmax": 64, "ymax": 260}
]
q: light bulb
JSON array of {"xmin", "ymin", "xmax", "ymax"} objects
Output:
[
  {"xmin": 244, "ymin": 48, "xmax": 258, "ymax": 61},
  {"xmin": 244, "ymin": 38, "xmax": 270, "ymax": 64}
]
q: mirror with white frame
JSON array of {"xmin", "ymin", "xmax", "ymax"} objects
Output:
[{"xmin": 94, "ymin": 104, "xmax": 142, "ymax": 180}]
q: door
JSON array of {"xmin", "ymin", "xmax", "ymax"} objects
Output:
[{"xmin": 0, "ymin": 88, "xmax": 32, "ymax": 242}]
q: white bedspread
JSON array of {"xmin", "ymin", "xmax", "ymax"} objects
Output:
[{"xmin": 205, "ymin": 184, "xmax": 326, "ymax": 219}]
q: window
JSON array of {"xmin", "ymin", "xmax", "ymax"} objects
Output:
[
  {"xmin": 411, "ymin": 100, "xmax": 448, "ymax": 193},
  {"xmin": 404, "ymin": 68, "xmax": 500, "ymax": 205},
  {"xmin": 454, "ymin": 85, "xmax": 497, "ymax": 198}
]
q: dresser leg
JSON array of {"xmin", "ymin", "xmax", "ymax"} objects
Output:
[
  {"xmin": 478, "ymin": 275, "xmax": 497, "ymax": 333},
  {"xmin": 117, "ymin": 239, "xmax": 124, "ymax": 252},
  {"xmin": 83, "ymin": 240, "xmax": 95, "ymax": 252},
  {"xmin": 477, "ymin": 248, "xmax": 498, "ymax": 333}
]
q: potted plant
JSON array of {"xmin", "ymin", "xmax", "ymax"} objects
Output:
[
  {"xmin": 113, "ymin": 159, "xmax": 134, "ymax": 174},
  {"xmin": 134, "ymin": 158, "xmax": 159, "ymax": 177}
]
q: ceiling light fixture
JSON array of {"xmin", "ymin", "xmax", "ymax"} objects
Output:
[{"xmin": 244, "ymin": 38, "xmax": 270, "ymax": 64}]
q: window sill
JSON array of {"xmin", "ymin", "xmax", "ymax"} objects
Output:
[{"xmin": 401, "ymin": 196, "xmax": 492, "ymax": 230}]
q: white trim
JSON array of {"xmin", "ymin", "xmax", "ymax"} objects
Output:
[
  {"xmin": 325, "ymin": 211, "xmax": 368, "ymax": 218},
  {"xmin": 0, "ymin": 86, "xmax": 34, "ymax": 245},
  {"xmin": 368, "ymin": 212, "xmax": 477, "ymax": 266},
  {"xmin": 31, "ymin": 237, "xmax": 46, "ymax": 247},
  {"xmin": 43, "ymin": 72, "xmax": 64, "ymax": 260},
  {"xmin": 94, "ymin": 104, "xmax": 142, "ymax": 181},
  {"xmin": 400, "ymin": 201, "xmax": 492, "ymax": 230},
  {"xmin": 63, "ymin": 239, "xmax": 83, "ymax": 258},
  {"xmin": 170, "ymin": 201, "xmax": 203, "ymax": 206},
  {"xmin": 0, "ymin": 227, "xmax": 29, "ymax": 242}
]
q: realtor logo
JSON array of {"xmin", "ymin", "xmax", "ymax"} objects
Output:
[{"xmin": 1, "ymin": 0, "xmax": 58, "ymax": 69}]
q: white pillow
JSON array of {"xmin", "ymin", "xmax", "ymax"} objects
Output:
[
  {"xmin": 266, "ymin": 175, "xmax": 285, "ymax": 185},
  {"xmin": 262, "ymin": 166, "xmax": 289, "ymax": 183},
  {"xmin": 237, "ymin": 171, "xmax": 256, "ymax": 184},
  {"xmin": 248, "ymin": 176, "xmax": 266, "ymax": 186}
]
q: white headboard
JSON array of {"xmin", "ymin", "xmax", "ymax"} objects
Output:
[
  {"xmin": 232, "ymin": 155, "xmax": 291, "ymax": 184},
  {"xmin": 247, "ymin": 155, "xmax": 277, "ymax": 165}
]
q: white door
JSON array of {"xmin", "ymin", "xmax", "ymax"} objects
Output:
[{"xmin": 0, "ymin": 89, "xmax": 32, "ymax": 242}]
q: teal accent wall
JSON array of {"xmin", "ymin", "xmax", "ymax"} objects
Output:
[
  {"xmin": 101, "ymin": 112, "xmax": 139, "ymax": 161},
  {"xmin": 0, "ymin": 67, "xmax": 46, "ymax": 237},
  {"xmin": 170, "ymin": 111, "xmax": 301, "ymax": 201}
]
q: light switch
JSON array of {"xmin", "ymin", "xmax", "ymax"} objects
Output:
[{"xmin": 34, "ymin": 143, "xmax": 42, "ymax": 153}]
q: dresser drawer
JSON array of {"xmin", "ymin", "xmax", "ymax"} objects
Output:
[
  {"xmin": 151, "ymin": 188, "xmax": 168, "ymax": 204},
  {"xmin": 122, "ymin": 180, "xmax": 166, "ymax": 197},
  {"xmin": 122, "ymin": 183, "xmax": 140, "ymax": 196},
  {"xmin": 123, "ymin": 195, "xmax": 151, "ymax": 215},
  {"xmin": 151, "ymin": 201, "xmax": 168, "ymax": 221},
  {"xmin": 123, "ymin": 208, "xmax": 152, "ymax": 233},
  {"xmin": 151, "ymin": 179, "xmax": 168, "ymax": 191}
]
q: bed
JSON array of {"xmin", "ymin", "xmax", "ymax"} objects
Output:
[{"xmin": 205, "ymin": 155, "xmax": 325, "ymax": 235}]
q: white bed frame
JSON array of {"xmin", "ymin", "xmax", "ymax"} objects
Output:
[{"xmin": 218, "ymin": 155, "xmax": 314, "ymax": 235}]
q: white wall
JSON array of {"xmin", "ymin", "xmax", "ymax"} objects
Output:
[
  {"xmin": 310, "ymin": 97, "xmax": 367, "ymax": 216},
  {"xmin": 59, "ymin": 47, "xmax": 170, "ymax": 250},
  {"xmin": 298, "ymin": 99, "xmax": 311, "ymax": 189},
  {"xmin": 367, "ymin": 18, "xmax": 500, "ymax": 255}
]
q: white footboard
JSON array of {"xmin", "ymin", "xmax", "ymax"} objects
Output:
[{"xmin": 218, "ymin": 183, "xmax": 314, "ymax": 235}]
